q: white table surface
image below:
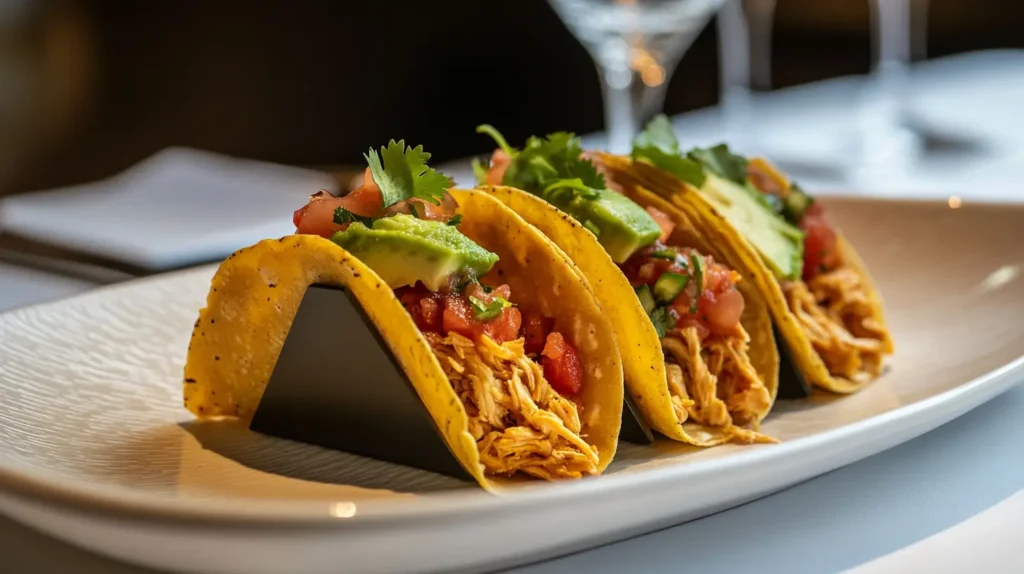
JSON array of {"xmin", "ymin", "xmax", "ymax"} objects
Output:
[{"xmin": 2, "ymin": 49, "xmax": 1023, "ymax": 574}]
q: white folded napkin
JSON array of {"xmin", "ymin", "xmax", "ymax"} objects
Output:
[{"xmin": 0, "ymin": 148, "xmax": 336, "ymax": 270}]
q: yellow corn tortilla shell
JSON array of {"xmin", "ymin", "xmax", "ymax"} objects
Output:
[
  {"xmin": 183, "ymin": 190, "xmax": 623, "ymax": 491},
  {"xmin": 597, "ymin": 152, "xmax": 892, "ymax": 394},
  {"xmin": 479, "ymin": 184, "xmax": 779, "ymax": 446}
]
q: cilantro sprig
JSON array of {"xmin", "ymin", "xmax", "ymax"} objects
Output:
[
  {"xmin": 475, "ymin": 125, "xmax": 606, "ymax": 193},
  {"xmin": 632, "ymin": 115, "xmax": 706, "ymax": 187},
  {"xmin": 687, "ymin": 144, "xmax": 748, "ymax": 184},
  {"xmin": 333, "ymin": 207, "xmax": 375, "ymax": 227},
  {"xmin": 364, "ymin": 140, "xmax": 452, "ymax": 209}
]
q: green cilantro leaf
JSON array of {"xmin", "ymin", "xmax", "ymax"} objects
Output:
[
  {"xmin": 687, "ymin": 144, "xmax": 748, "ymax": 184},
  {"xmin": 632, "ymin": 115, "xmax": 706, "ymax": 187},
  {"xmin": 333, "ymin": 207, "xmax": 375, "ymax": 227},
  {"xmin": 468, "ymin": 295, "xmax": 514, "ymax": 321},
  {"xmin": 475, "ymin": 124, "xmax": 606, "ymax": 194},
  {"xmin": 649, "ymin": 248, "xmax": 678, "ymax": 260},
  {"xmin": 542, "ymin": 178, "xmax": 600, "ymax": 203},
  {"xmin": 476, "ymin": 124, "xmax": 514, "ymax": 156},
  {"xmin": 363, "ymin": 140, "xmax": 451, "ymax": 208},
  {"xmin": 471, "ymin": 157, "xmax": 490, "ymax": 186},
  {"xmin": 634, "ymin": 115, "xmax": 679, "ymax": 154},
  {"xmin": 446, "ymin": 214, "xmax": 462, "ymax": 227},
  {"xmin": 648, "ymin": 306, "xmax": 673, "ymax": 339}
]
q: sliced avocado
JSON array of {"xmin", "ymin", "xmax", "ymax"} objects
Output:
[
  {"xmin": 331, "ymin": 214, "xmax": 498, "ymax": 291},
  {"xmin": 547, "ymin": 188, "xmax": 661, "ymax": 263},
  {"xmin": 698, "ymin": 174, "xmax": 804, "ymax": 280}
]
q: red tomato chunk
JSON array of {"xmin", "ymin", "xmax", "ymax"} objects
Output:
[{"xmin": 541, "ymin": 332, "xmax": 583, "ymax": 397}]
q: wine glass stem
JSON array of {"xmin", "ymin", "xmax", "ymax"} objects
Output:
[
  {"xmin": 858, "ymin": 0, "xmax": 919, "ymax": 167},
  {"xmin": 718, "ymin": 0, "xmax": 776, "ymax": 152},
  {"xmin": 590, "ymin": 38, "xmax": 682, "ymax": 153}
]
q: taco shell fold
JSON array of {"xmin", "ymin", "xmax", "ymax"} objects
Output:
[
  {"xmin": 480, "ymin": 184, "xmax": 780, "ymax": 446},
  {"xmin": 595, "ymin": 152, "xmax": 893, "ymax": 394},
  {"xmin": 183, "ymin": 189, "xmax": 624, "ymax": 491}
]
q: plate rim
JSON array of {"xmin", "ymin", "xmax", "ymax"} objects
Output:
[{"xmin": 1, "ymin": 195, "xmax": 1021, "ymax": 528}]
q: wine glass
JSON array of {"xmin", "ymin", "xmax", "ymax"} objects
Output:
[
  {"xmin": 546, "ymin": 0, "xmax": 728, "ymax": 154},
  {"xmin": 716, "ymin": 0, "xmax": 777, "ymax": 155},
  {"xmin": 852, "ymin": 0, "xmax": 923, "ymax": 181}
]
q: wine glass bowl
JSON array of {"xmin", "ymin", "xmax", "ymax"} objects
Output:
[{"xmin": 547, "ymin": 0, "xmax": 727, "ymax": 153}]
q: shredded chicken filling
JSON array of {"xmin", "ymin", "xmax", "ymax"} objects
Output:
[
  {"xmin": 785, "ymin": 266, "xmax": 887, "ymax": 384},
  {"xmin": 426, "ymin": 332, "xmax": 599, "ymax": 479},
  {"xmin": 661, "ymin": 327, "xmax": 775, "ymax": 444}
]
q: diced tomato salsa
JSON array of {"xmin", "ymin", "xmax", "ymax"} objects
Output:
[
  {"xmin": 540, "ymin": 332, "xmax": 583, "ymax": 396},
  {"xmin": 619, "ymin": 242, "xmax": 745, "ymax": 339},
  {"xmin": 396, "ymin": 281, "xmax": 583, "ymax": 396},
  {"xmin": 485, "ymin": 149, "xmax": 511, "ymax": 186},
  {"xmin": 746, "ymin": 161, "xmax": 838, "ymax": 280},
  {"xmin": 293, "ymin": 167, "xmax": 455, "ymax": 238}
]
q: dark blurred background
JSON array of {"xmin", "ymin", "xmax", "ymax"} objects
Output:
[{"xmin": 1, "ymin": 0, "xmax": 1021, "ymax": 196}]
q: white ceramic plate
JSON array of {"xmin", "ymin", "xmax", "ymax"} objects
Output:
[{"xmin": 1, "ymin": 196, "xmax": 1022, "ymax": 574}]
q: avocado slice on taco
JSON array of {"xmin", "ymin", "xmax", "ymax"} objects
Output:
[
  {"xmin": 183, "ymin": 140, "xmax": 624, "ymax": 489},
  {"xmin": 474, "ymin": 126, "xmax": 779, "ymax": 446},
  {"xmin": 609, "ymin": 115, "xmax": 893, "ymax": 393}
]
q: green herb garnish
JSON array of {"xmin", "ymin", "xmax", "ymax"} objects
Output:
[
  {"xmin": 364, "ymin": 140, "xmax": 452, "ymax": 209},
  {"xmin": 333, "ymin": 206, "xmax": 375, "ymax": 227},
  {"xmin": 468, "ymin": 295, "xmax": 513, "ymax": 321},
  {"xmin": 687, "ymin": 144, "xmax": 748, "ymax": 185},
  {"xmin": 543, "ymin": 178, "xmax": 600, "ymax": 203},
  {"xmin": 471, "ymin": 157, "xmax": 490, "ymax": 186},
  {"xmin": 648, "ymin": 306, "xmax": 673, "ymax": 339},
  {"xmin": 476, "ymin": 125, "xmax": 606, "ymax": 193},
  {"xmin": 636, "ymin": 284, "xmax": 674, "ymax": 338},
  {"xmin": 649, "ymin": 248, "xmax": 678, "ymax": 260},
  {"xmin": 781, "ymin": 183, "xmax": 814, "ymax": 225},
  {"xmin": 688, "ymin": 253, "xmax": 705, "ymax": 314},
  {"xmin": 446, "ymin": 213, "xmax": 463, "ymax": 227},
  {"xmin": 635, "ymin": 284, "xmax": 657, "ymax": 315},
  {"xmin": 632, "ymin": 115, "xmax": 706, "ymax": 187}
]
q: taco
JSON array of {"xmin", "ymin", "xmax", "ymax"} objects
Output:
[
  {"xmin": 473, "ymin": 126, "xmax": 779, "ymax": 446},
  {"xmin": 183, "ymin": 140, "xmax": 624, "ymax": 489},
  {"xmin": 600, "ymin": 115, "xmax": 893, "ymax": 393}
]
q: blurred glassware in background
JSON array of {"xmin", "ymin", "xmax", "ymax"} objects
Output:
[
  {"xmin": 546, "ymin": 0, "xmax": 727, "ymax": 153},
  {"xmin": 850, "ymin": 0, "xmax": 923, "ymax": 182},
  {"xmin": 716, "ymin": 0, "xmax": 776, "ymax": 155}
]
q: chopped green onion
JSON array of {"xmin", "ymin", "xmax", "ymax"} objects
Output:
[
  {"xmin": 447, "ymin": 214, "xmax": 462, "ymax": 226},
  {"xmin": 468, "ymin": 295, "xmax": 513, "ymax": 321},
  {"xmin": 634, "ymin": 284, "xmax": 656, "ymax": 315},
  {"xmin": 688, "ymin": 253, "xmax": 705, "ymax": 314},
  {"xmin": 649, "ymin": 307, "xmax": 671, "ymax": 339},
  {"xmin": 782, "ymin": 184, "xmax": 814, "ymax": 224},
  {"xmin": 649, "ymin": 248, "xmax": 678, "ymax": 260}
]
